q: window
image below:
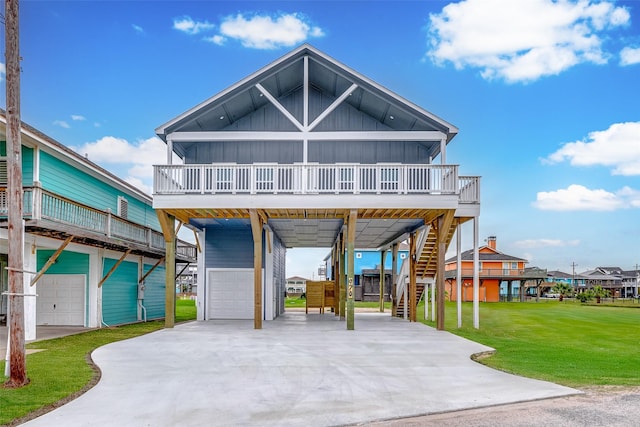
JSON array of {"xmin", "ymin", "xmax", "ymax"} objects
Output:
[
  {"xmin": 356, "ymin": 252, "xmax": 362, "ymax": 259},
  {"xmin": 0, "ymin": 158, "xmax": 6, "ymax": 184},
  {"xmin": 511, "ymin": 262, "xmax": 518, "ymax": 269},
  {"xmin": 117, "ymin": 196, "xmax": 129, "ymax": 219}
]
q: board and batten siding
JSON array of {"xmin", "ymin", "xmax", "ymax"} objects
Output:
[
  {"xmin": 142, "ymin": 264, "xmax": 166, "ymax": 320},
  {"xmin": 272, "ymin": 232, "xmax": 286, "ymax": 315},
  {"xmin": 101, "ymin": 258, "xmax": 138, "ymax": 325},
  {"xmin": 204, "ymin": 221, "xmax": 254, "ymax": 269},
  {"xmin": 38, "ymin": 151, "xmax": 160, "ymax": 230}
]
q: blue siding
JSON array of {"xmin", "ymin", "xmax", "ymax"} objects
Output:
[
  {"xmin": 0, "ymin": 142, "xmax": 34, "ymax": 185},
  {"xmin": 272, "ymin": 233, "xmax": 287, "ymax": 314},
  {"xmin": 37, "ymin": 250, "xmax": 89, "ymax": 274},
  {"xmin": 143, "ymin": 264, "xmax": 166, "ymax": 320},
  {"xmin": 353, "ymin": 250, "xmax": 408, "ymax": 275},
  {"xmin": 204, "ymin": 220, "xmax": 254, "ymax": 269},
  {"xmin": 102, "ymin": 259, "xmax": 138, "ymax": 325},
  {"xmin": 38, "ymin": 151, "xmax": 160, "ymax": 230}
]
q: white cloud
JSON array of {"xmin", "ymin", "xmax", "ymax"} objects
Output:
[
  {"xmin": 132, "ymin": 24, "xmax": 144, "ymax": 34},
  {"xmin": 216, "ymin": 12, "xmax": 325, "ymax": 49},
  {"xmin": 545, "ymin": 122, "xmax": 640, "ymax": 175},
  {"xmin": 71, "ymin": 115, "xmax": 86, "ymax": 121},
  {"xmin": 0, "ymin": 63, "xmax": 5, "ymax": 82},
  {"xmin": 427, "ymin": 0, "xmax": 630, "ymax": 83},
  {"xmin": 620, "ymin": 46, "xmax": 640, "ymax": 66},
  {"xmin": 173, "ymin": 16, "xmax": 215, "ymax": 35},
  {"xmin": 53, "ymin": 120, "xmax": 70, "ymax": 129},
  {"xmin": 205, "ymin": 35, "xmax": 227, "ymax": 46},
  {"xmin": 532, "ymin": 184, "xmax": 640, "ymax": 211},
  {"xmin": 73, "ymin": 136, "xmax": 179, "ymax": 194},
  {"xmin": 514, "ymin": 239, "xmax": 580, "ymax": 249}
]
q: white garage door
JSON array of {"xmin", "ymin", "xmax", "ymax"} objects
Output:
[
  {"xmin": 37, "ymin": 275, "xmax": 86, "ymax": 326},
  {"xmin": 207, "ymin": 269, "xmax": 254, "ymax": 320}
]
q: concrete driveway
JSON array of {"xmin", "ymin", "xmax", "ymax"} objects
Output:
[{"xmin": 22, "ymin": 312, "xmax": 578, "ymax": 427}]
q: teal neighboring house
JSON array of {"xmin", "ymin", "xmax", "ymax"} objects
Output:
[{"xmin": 0, "ymin": 110, "xmax": 196, "ymax": 340}]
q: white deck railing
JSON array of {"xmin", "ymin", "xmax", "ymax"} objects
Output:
[
  {"xmin": 0, "ymin": 187, "xmax": 196, "ymax": 261},
  {"xmin": 154, "ymin": 163, "xmax": 480, "ymax": 202}
]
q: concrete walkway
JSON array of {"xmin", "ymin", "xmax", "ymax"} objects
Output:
[{"xmin": 22, "ymin": 312, "xmax": 578, "ymax": 427}]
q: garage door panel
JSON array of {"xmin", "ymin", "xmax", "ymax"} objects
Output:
[
  {"xmin": 207, "ymin": 269, "xmax": 254, "ymax": 320},
  {"xmin": 36, "ymin": 275, "xmax": 86, "ymax": 326}
]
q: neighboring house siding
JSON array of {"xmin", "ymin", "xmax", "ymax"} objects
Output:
[
  {"xmin": 0, "ymin": 143, "xmax": 34, "ymax": 186},
  {"xmin": 38, "ymin": 151, "xmax": 160, "ymax": 230},
  {"xmin": 102, "ymin": 258, "xmax": 138, "ymax": 325},
  {"xmin": 142, "ymin": 264, "xmax": 166, "ymax": 320},
  {"xmin": 204, "ymin": 222, "xmax": 253, "ymax": 269},
  {"xmin": 36, "ymin": 250, "xmax": 90, "ymax": 274}
]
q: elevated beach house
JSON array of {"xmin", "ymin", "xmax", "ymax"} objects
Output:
[
  {"xmin": 0, "ymin": 111, "xmax": 196, "ymax": 340},
  {"xmin": 153, "ymin": 45, "xmax": 481, "ymax": 330}
]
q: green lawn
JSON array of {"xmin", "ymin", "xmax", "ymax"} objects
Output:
[
  {"xmin": 1, "ymin": 299, "xmax": 197, "ymax": 425},
  {"xmin": 285, "ymin": 297, "xmax": 391, "ymax": 310},
  {"xmin": 420, "ymin": 300, "xmax": 640, "ymax": 387}
]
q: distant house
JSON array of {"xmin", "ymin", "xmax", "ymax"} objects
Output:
[
  {"xmin": 0, "ymin": 111, "xmax": 196, "ymax": 339},
  {"xmin": 286, "ymin": 276, "xmax": 308, "ymax": 295},
  {"xmin": 444, "ymin": 236, "xmax": 545, "ymax": 302},
  {"xmin": 580, "ymin": 267, "xmax": 623, "ymax": 297},
  {"xmin": 325, "ymin": 244, "xmax": 409, "ymax": 302},
  {"xmin": 545, "ymin": 270, "xmax": 587, "ymax": 295},
  {"xmin": 621, "ymin": 270, "xmax": 639, "ymax": 298}
]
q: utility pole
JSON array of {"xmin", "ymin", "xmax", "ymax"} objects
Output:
[
  {"xmin": 571, "ymin": 262, "xmax": 578, "ymax": 293},
  {"xmin": 4, "ymin": 0, "xmax": 28, "ymax": 387}
]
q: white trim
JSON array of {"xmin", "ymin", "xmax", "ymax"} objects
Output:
[
  {"xmin": 307, "ymin": 83, "xmax": 358, "ymax": 131},
  {"xmin": 255, "ymin": 83, "xmax": 304, "ymax": 131},
  {"xmin": 153, "ymin": 193, "xmax": 460, "ymax": 210},
  {"xmin": 168, "ymin": 130, "xmax": 447, "ymax": 142}
]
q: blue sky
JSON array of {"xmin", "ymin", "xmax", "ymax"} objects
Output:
[{"xmin": 3, "ymin": 0, "xmax": 640, "ymax": 278}]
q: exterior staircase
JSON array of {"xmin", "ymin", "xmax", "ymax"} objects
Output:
[{"xmin": 394, "ymin": 221, "xmax": 456, "ymax": 320}]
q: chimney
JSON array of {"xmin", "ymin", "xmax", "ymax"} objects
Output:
[{"xmin": 487, "ymin": 236, "xmax": 497, "ymax": 250}]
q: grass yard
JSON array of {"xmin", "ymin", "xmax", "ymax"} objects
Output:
[
  {"xmin": 0, "ymin": 298, "xmax": 197, "ymax": 425},
  {"xmin": 420, "ymin": 300, "xmax": 640, "ymax": 387},
  {"xmin": 285, "ymin": 296, "xmax": 392, "ymax": 310}
]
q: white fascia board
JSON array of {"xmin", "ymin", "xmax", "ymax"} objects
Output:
[
  {"xmin": 153, "ymin": 194, "xmax": 460, "ymax": 211},
  {"xmin": 168, "ymin": 130, "xmax": 447, "ymax": 142},
  {"xmin": 454, "ymin": 204, "xmax": 481, "ymax": 218}
]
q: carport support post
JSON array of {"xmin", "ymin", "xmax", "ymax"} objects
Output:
[
  {"xmin": 436, "ymin": 215, "xmax": 446, "ymax": 331},
  {"xmin": 346, "ymin": 210, "xmax": 357, "ymax": 330},
  {"xmin": 249, "ymin": 210, "xmax": 264, "ymax": 330},
  {"xmin": 339, "ymin": 230, "xmax": 346, "ymax": 320},
  {"xmin": 391, "ymin": 243, "xmax": 398, "ymax": 317},
  {"xmin": 157, "ymin": 210, "xmax": 176, "ymax": 328},
  {"xmin": 409, "ymin": 232, "xmax": 416, "ymax": 322},
  {"xmin": 379, "ymin": 250, "xmax": 386, "ymax": 312}
]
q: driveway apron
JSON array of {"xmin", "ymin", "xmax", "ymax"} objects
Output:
[{"xmin": 22, "ymin": 312, "xmax": 578, "ymax": 426}]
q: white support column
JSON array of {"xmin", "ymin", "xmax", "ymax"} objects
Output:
[
  {"xmin": 167, "ymin": 136, "xmax": 173, "ymax": 165},
  {"xmin": 473, "ymin": 216, "xmax": 480, "ymax": 329},
  {"xmin": 88, "ymin": 247, "xmax": 102, "ymax": 328},
  {"xmin": 456, "ymin": 221, "xmax": 462, "ymax": 328},
  {"xmin": 196, "ymin": 228, "xmax": 206, "ymax": 321},
  {"xmin": 431, "ymin": 282, "xmax": 435, "ymax": 322},
  {"xmin": 440, "ymin": 137, "xmax": 447, "ymax": 164},
  {"xmin": 23, "ymin": 233, "xmax": 36, "ymax": 341}
]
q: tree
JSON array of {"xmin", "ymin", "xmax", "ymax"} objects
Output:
[
  {"xmin": 591, "ymin": 285, "xmax": 609, "ymax": 304},
  {"xmin": 553, "ymin": 282, "xmax": 572, "ymax": 302}
]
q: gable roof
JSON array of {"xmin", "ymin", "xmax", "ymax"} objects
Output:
[
  {"xmin": 445, "ymin": 246, "xmax": 527, "ymax": 264},
  {"xmin": 156, "ymin": 44, "xmax": 458, "ymax": 158}
]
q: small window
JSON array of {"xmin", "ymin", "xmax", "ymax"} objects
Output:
[
  {"xmin": 117, "ymin": 196, "xmax": 129, "ymax": 219},
  {"xmin": 0, "ymin": 158, "xmax": 6, "ymax": 184},
  {"xmin": 511, "ymin": 262, "xmax": 518, "ymax": 269},
  {"xmin": 356, "ymin": 252, "xmax": 362, "ymax": 259}
]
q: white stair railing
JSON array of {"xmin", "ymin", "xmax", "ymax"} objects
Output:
[{"xmin": 394, "ymin": 226, "xmax": 431, "ymax": 320}]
